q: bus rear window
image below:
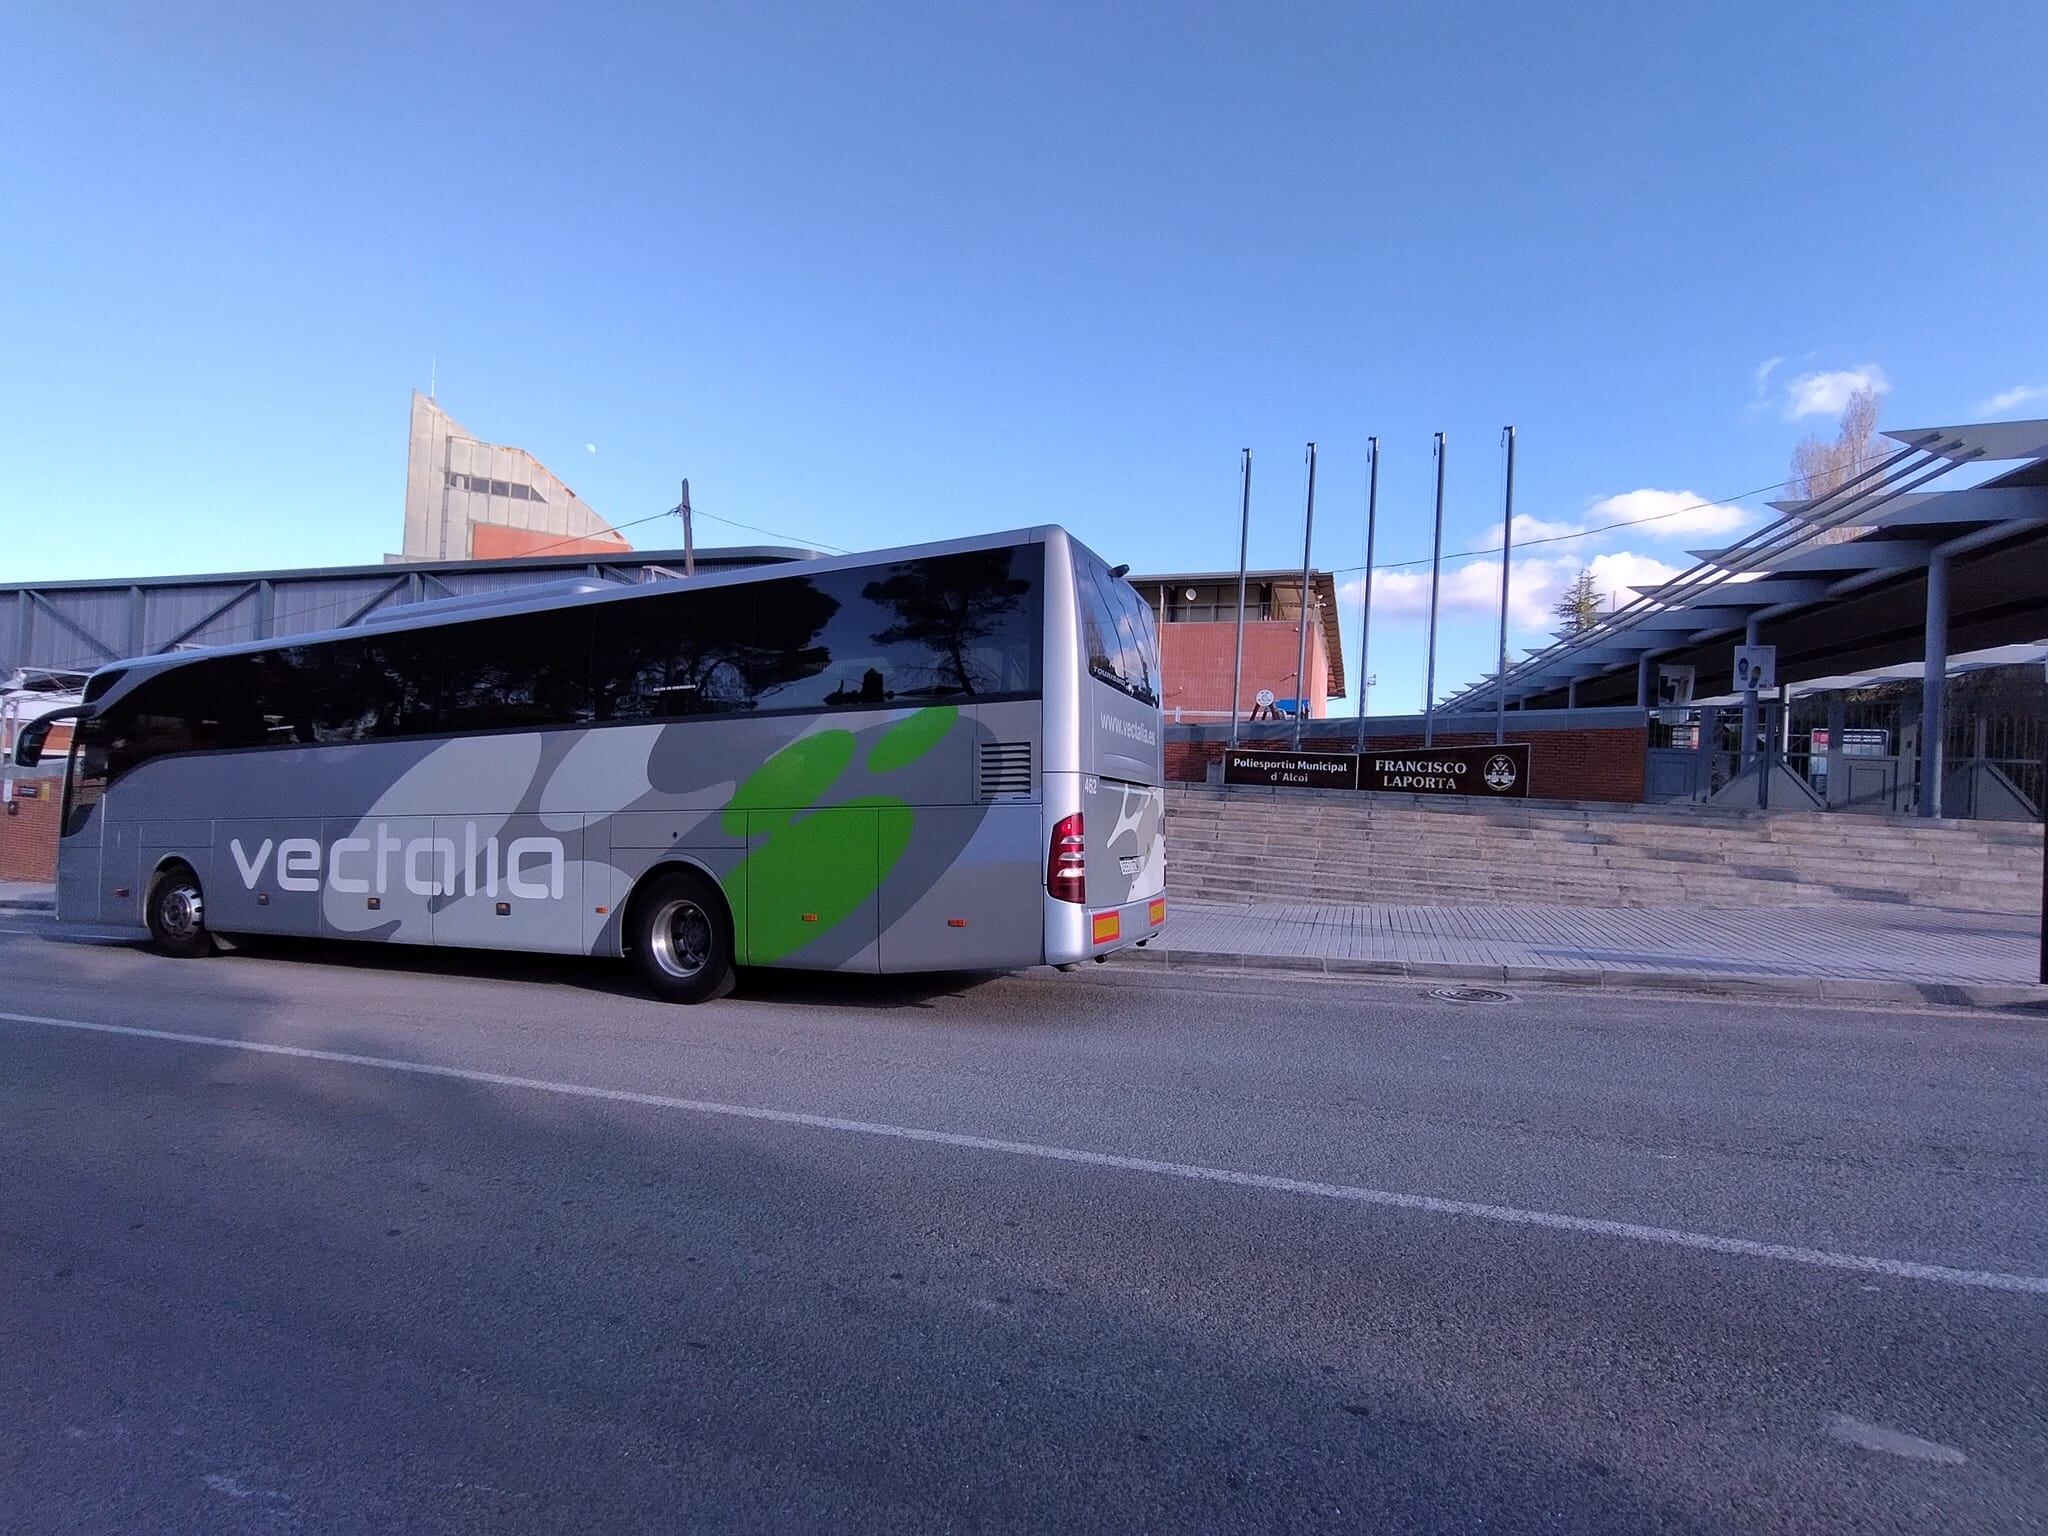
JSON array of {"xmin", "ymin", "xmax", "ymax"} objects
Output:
[{"xmin": 1072, "ymin": 546, "xmax": 1159, "ymax": 706}]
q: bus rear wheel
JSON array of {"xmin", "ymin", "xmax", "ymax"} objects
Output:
[
  {"xmin": 628, "ymin": 870, "xmax": 736, "ymax": 1004},
  {"xmin": 146, "ymin": 864, "xmax": 218, "ymax": 959}
]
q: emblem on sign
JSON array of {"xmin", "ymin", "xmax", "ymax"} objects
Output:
[{"xmin": 1483, "ymin": 754, "xmax": 1518, "ymax": 792}]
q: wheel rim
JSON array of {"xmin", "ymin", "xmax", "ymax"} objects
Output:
[
  {"xmin": 648, "ymin": 897, "xmax": 713, "ymax": 979},
  {"xmin": 157, "ymin": 882, "xmax": 203, "ymax": 942}
]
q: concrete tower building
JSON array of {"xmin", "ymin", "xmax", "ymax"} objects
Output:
[{"xmin": 398, "ymin": 392, "xmax": 630, "ymax": 562}]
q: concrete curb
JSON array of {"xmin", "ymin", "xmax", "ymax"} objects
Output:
[{"xmin": 1107, "ymin": 943, "xmax": 2048, "ymax": 1010}]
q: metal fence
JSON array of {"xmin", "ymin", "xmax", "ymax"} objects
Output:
[{"xmin": 1646, "ymin": 669, "xmax": 2045, "ymax": 818}]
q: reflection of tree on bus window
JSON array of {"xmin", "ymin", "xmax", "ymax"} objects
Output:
[{"xmin": 863, "ymin": 549, "xmax": 1032, "ymax": 697}]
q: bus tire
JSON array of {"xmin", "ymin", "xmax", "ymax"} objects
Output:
[
  {"xmin": 145, "ymin": 863, "xmax": 217, "ymax": 959},
  {"xmin": 628, "ymin": 870, "xmax": 736, "ymax": 1004}
]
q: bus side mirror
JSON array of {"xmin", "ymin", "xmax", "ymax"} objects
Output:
[{"xmin": 13, "ymin": 716, "xmax": 54, "ymax": 768}]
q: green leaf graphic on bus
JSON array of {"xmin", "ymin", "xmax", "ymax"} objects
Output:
[
  {"xmin": 721, "ymin": 729, "xmax": 859, "ymax": 838},
  {"xmin": 867, "ymin": 705, "xmax": 957, "ymax": 773},
  {"xmin": 725, "ymin": 709, "xmax": 955, "ymax": 964}
]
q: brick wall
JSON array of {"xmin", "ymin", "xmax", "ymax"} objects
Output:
[
  {"xmin": 1160, "ymin": 621, "xmax": 1330, "ymax": 721},
  {"xmin": 0, "ymin": 780, "xmax": 62, "ymax": 882},
  {"xmin": 0, "ymin": 716, "xmax": 69, "ymax": 884},
  {"xmin": 1167, "ymin": 725, "xmax": 1647, "ymax": 804}
]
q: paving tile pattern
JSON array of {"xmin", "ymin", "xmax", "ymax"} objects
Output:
[{"xmin": 1162, "ymin": 896, "xmax": 2041, "ymax": 985}]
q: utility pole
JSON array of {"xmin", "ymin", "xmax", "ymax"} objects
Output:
[{"xmin": 679, "ymin": 478, "xmax": 696, "ymax": 578}]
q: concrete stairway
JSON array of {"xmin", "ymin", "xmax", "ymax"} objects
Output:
[{"xmin": 1164, "ymin": 784, "xmax": 2045, "ymax": 915}]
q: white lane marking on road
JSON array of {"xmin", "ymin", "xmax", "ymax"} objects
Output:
[
  {"xmin": 1827, "ymin": 1415, "xmax": 1967, "ymax": 1464},
  {"xmin": 6, "ymin": 1008, "xmax": 2048, "ymax": 1298}
]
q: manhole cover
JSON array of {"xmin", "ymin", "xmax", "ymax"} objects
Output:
[{"xmin": 1426, "ymin": 986, "xmax": 1514, "ymax": 1004}]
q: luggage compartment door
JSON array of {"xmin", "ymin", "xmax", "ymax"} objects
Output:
[
  {"xmin": 739, "ymin": 807, "xmax": 881, "ymax": 972},
  {"xmin": 878, "ymin": 804, "xmax": 1045, "ymax": 971}
]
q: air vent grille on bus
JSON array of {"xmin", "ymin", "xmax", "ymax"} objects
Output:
[{"xmin": 977, "ymin": 741, "xmax": 1034, "ymax": 799}]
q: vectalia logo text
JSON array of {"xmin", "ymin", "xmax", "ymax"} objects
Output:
[{"xmin": 229, "ymin": 822, "xmax": 565, "ymax": 899}]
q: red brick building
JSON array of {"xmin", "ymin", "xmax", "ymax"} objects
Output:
[
  {"xmin": 1, "ymin": 713, "xmax": 72, "ymax": 883},
  {"xmin": 1129, "ymin": 569, "xmax": 1345, "ymax": 725}
]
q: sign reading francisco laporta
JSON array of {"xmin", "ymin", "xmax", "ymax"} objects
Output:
[{"xmin": 1360, "ymin": 743, "xmax": 1530, "ymax": 798}]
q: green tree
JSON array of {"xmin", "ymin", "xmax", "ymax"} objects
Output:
[{"xmin": 1553, "ymin": 569, "xmax": 1603, "ymax": 634}]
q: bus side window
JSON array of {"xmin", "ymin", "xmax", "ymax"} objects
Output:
[
  {"xmin": 751, "ymin": 547, "xmax": 1042, "ymax": 712},
  {"xmin": 591, "ymin": 585, "xmax": 764, "ymax": 720},
  {"xmin": 281, "ymin": 636, "xmax": 438, "ymax": 743},
  {"xmin": 859, "ymin": 547, "xmax": 1041, "ymax": 699},
  {"xmin": 443, "ymin": 609, "xmax": 595, "ymax": 733}
]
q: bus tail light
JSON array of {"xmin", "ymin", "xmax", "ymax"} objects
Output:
[{"xmin": 1048, "ymin": 812, "xmax": 1085, "ymax": 903}]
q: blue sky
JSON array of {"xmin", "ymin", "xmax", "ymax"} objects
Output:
[{"xmin": 4, "ymin": 1, "xmax": 2045, "ymax": 713}]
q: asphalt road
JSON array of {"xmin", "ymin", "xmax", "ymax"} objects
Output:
[{"xmin": 2, "ymin": 914, "xmax": 2044, "ymax": 1534}]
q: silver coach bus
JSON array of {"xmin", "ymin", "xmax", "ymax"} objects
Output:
[{"xmin": 13, "ymin": 527, "xmax": 1166, "ymax": 1002}]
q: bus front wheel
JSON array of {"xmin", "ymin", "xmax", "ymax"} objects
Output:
[
  {"xmin": 146, "ymin": 864, "xmax": 218, "ymax": 959},
  {"xmin": 628, "ymin": 870, "xmax": 736, "ymax": 1004}
]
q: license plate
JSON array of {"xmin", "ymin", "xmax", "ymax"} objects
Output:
[{"xmin": 1118, "ymin": 856, "xmax": 1140, "ymax": 876}]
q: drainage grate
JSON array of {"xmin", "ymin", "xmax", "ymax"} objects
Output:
[{"xmin": 1425, "ymin": 986, "xmax": 1514, "ymax": 1005}]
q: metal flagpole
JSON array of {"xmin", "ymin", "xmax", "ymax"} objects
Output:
[
  {"xmin": 1292, "ymin": 443, "xmax": 1318, "ymax": 747},
  {"xmin": 1229, "ymin": 449, "xmax": 1253, "ymax": 746},
  {"xmin": 1355, "ymin": 436, "xmax": 1378, "ymax": 753},
  {"xmin": 1422, "ymin": 432, "xmax": 1447, "ymax": 747},
  {"xmin": 1494, "ymin": 425, "xmax": 1516, "ymax": 744}
]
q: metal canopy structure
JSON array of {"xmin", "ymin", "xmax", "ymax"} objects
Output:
[
  {"xmin": 1442, "ymin": 420, "xmax": 2048, "ymax": 715},
  {"xmin": 0, "ymin": 545, "xmax": 817, "ymax": 677}
]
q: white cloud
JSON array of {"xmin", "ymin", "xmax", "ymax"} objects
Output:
[
  {"xmin": 1980, "ymin": 384, "xmax": 2048, "ymax": 415},
  {"xmin": 1342, "ymin": 548, "xmax": 1682, "ymax": 639},
  {"xmin": 1473, "ymin": 488, "xmax": 1750, "ymax": 551},
  {"xmin": 1584, "ymin": 550, "xmax": 1682, "ymax": 606},
  {"xmin": 1349, "ymin": 559, "xmax": 1550, "ymax": 630},
  {"xmin": 1579, "ymin": 487, "xmax": 1749, "ymax": 539},
  {"xmin": 1784, "ymin": 365, "xmax": 1889, "ymax": 420},
  {"xmin": 1506, "ymin": 511, "xmax": 1594, "ymax": 542},
  {"xmin": 1750, "ymin": 356, "xmax": 1784, "ymax": 406}
]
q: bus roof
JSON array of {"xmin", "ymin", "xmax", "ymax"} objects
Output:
[{"xmin": 78, "ymin": 525, "xmax": 1075, "ymax": 701}]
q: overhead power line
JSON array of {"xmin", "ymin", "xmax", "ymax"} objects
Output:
[
  {"xmin": 511, "ymin": 503, "xmax": 849, "ymax": 562},
  {"xmin": 1323, "ymin": 471, "xmax": 1810, "ymax": 580},
  {"xmin": 693, "ymin": 509, "xmax": 849, "ymax": 555}
]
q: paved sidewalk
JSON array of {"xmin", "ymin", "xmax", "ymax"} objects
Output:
[
  {"xmin": 9, "ymin": 876, "xmax": 2040, "ymax": 1006},
  {"xmin": 1124, "ymin": 896, "xmax": 2047, "ymax": 1007}
]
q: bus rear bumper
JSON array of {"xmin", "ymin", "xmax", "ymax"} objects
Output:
[{"xmin": 1046, "ymin": 894, "xmax": 1166, "ymax": 967}]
